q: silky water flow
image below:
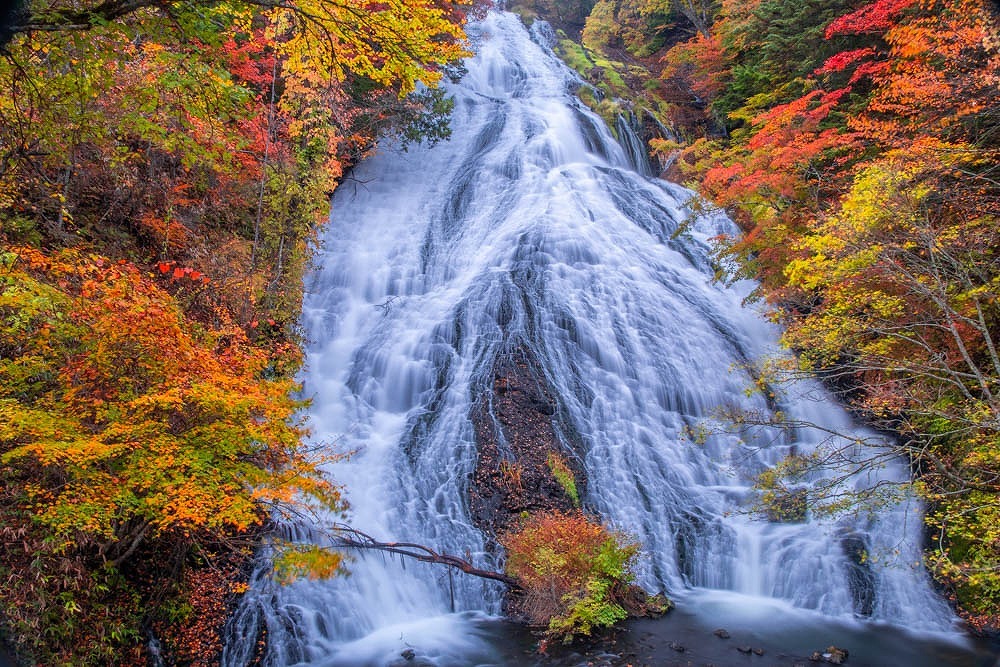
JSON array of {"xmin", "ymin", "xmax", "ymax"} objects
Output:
[{"xmin": 222, "ymin": 10, "xmax": 982, "ymax": 667}]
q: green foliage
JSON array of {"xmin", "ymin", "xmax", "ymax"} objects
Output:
[
  {"xmin": 582, "ymin": 0, "xmax": 618, "ymax": 51},
  {"xmin": 927, "ymin": 488, "xmax": 1000, "ymax": 630},
  {"xmin": 582, "ymin": 0, "xmax": 678, "ymax": 57},
  {"xmin": 710, "ymin": 0, "xmax": 854, "ymax": 127},
  {"xmin": 398, "ymin": 88, "xmax": 458, "ymax": 148},
  {"xmin": 546, "ymin": 452, "xmax": 580, "ymax": 506},
  {"xmin": 547, "ymin": 578, "xmax": 627, "ymax": 638}
]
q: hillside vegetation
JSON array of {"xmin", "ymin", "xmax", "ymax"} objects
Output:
[{"xmin": 0, "ymin": 0, "xmax": 477, "ymax": 662}]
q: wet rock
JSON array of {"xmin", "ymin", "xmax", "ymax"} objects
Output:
[
  {"xmin": 469, "ymin": 349, "xmax": 584, "ymax": 545},
  {"xmin": 810, "ymin": 651, "xmax": 824, "ymax": 662},
  {"xmin": 841, "ymin": 533, "xmax": 875, "ymax": 617},
  {"xmin": 737, "ymin": 645, "xmax": 753, "ymax": 654},
  {"xmin": 531, "ymin": 396, "xmax": 556, "ymax": 415},
  {"xmin": 823, "ymin": 646, "xmax": 849, "ymax": 664},
  {"xmin": 401, "ymin": 648, "xmax": 415, "ymax": 660},
  {"xmin": 713, "ymin": 628, "xmax": 730, "ymax": 639},
  {"xmin": 622, "ymin": 588, "xmax": 673, "ymax": 618},
  {"xmin": 752, "ymin": 647, "xmax": 764, "ymax": 656},
  {"xmin": 668, "ymin": 641, "xmax": 685, "ymax": 652}
]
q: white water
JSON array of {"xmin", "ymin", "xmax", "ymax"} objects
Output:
[{"xmin": 223, "ymin": 11, "xmax": 962, "ymax": 666}]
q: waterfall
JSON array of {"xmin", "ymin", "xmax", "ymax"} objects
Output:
[
  {"xmin": 223, "ymin": 10, "xmax": 967, "ymax": 666},
  {"xmin": 615, "ymin": 111, "xmax": 654, "ymax": 176}
]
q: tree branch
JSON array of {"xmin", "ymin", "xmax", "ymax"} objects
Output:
[{"xmin": 325, "ymin": 524, "xmax": 520, "ymax": 588}]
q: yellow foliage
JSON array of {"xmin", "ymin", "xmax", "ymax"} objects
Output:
[{"xmin": 0, "ymin": 248, "xmax": 344, "ymax": 556}]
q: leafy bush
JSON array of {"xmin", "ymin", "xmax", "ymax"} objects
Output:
[{"xmin": 501, "ymin": 510, "xmax": 638, "ymax": 641}]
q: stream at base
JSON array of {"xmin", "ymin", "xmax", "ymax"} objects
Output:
[
  {"xmin": 231, "ymin": 596, "xmax": 994, "ymax": 667},
  {"xmin": 223, "ymin": 9, "xmax": 999, "ymax": 667}
]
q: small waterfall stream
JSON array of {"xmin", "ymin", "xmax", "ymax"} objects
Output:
[{"xmin": 222, "ymin": 10, "xmax": 983, "ymax": 667}]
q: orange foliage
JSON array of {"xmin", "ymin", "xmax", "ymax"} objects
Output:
[
  {"xmin": 2, "ymin": 247, "xmax": 343, "ymax": 557},
  {"xmin": 501, "ymin": 510, "xmax": 638, "ymax": 634}
]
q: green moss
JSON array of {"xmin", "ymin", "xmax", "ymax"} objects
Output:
[
  {"xmin": 555, "ymin": 39, "xmax": 628, "ymax": 96},
  {"xmin": 551, "ymin": 36, "xmax": 676, "ymax": 142},
  {"xmin": 594, "ymin": 98, "xmax": 623, "ymax": 131},
  {"xmin": 547, "ymin": 453, "xmax": 580, "ymax": 507},
  {"xmin": 555, "ymin": 39, "xmax": 596, "ymax": 76}
]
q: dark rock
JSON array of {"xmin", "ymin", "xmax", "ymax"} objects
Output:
[
  {"xmin": 622, "ymin": 588, "xmax": 673, "ymax": 618},
  {"xmin": 737, "ymin": 646, "xmax": 753, "ymax": 654},
  {"xmin": 468, "ymin": 348, "xmax": 583, "ymax": 546},
  {"xmin": 668, "ymin": 641, "xmax": 685, "ymax": 652},
  {"xmin": 531, "ymin": 395, "xmax": 556, "ymax": 415},
  {"xmin": 401, "ymin": 648, "xmax": 415, "ymax": 661},
  {"xmin": 841, "ymin": 533, "xmax": 875, "ymax": 617},
  {"xmin": 713, "ymin": 628, "xmax": 730, "ymax": 639},
  {"xmin": 810, "ymin": 651, "xmax": 824, "ymax": 662},
  {"xmin": 753, "ymin": 647, "xmax": 765, "ymax": 656}
]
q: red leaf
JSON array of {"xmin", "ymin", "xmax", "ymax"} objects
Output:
[{"xmin": 816, "ymin": 48, "xmax": 876, "ymax": 75}]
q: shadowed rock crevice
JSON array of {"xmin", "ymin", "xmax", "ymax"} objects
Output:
[{"xmin": 468, "ymin": 345, "xmax": 585, "ymax": 543}]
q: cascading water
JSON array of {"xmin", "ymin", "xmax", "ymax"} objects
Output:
[{"xmin": 223, "ymin": 10, "xmax": 983, "ymax": 666}]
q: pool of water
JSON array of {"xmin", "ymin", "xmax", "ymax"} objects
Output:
[{"xmin": 300, "ymin": 591, "xmax": 999, "ymax": 667}]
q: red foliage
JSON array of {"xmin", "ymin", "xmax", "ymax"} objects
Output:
[
  {"xmin": 815, "ymin": 47, "xmax": 876, "ymax": 74},
  {"xmin": 158, "ymin": 260, "xmax": 211, "ymax": 284},
  {"xmin": 825, "ymin": 0, "xmax": 919, "ymax": 37}
]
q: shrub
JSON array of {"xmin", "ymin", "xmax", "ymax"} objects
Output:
[{"xmin": 501, "ymin": 510, "xmax": 638, "ymax": 642}]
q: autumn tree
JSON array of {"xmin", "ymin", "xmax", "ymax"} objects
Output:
[
  {"xmin": 583, "ymin": 0, "xmax": 681, "ymax": 56},
  {"xmin": 0, "ymin": 0, "xmax": 478, "ymax": 661},
  {"xmin": 771, "ymin": 0, "xmax": 1000, "ymax": 626}
]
